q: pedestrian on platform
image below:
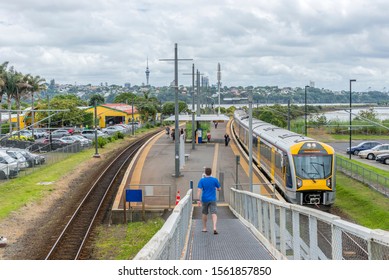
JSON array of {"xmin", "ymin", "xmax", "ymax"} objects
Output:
[
  {"xmin": 171, "ymin": 129, "xmax": 175, "ymax": 141},
  {"xmin": 224, "ymin": 133, "xmax": 230, "ymax": 146},
  {"xmin": 197, "ymin": 167, "xmax": 221, "ymax": 234},
  {"xmin": 207, "ymin": 130, "xmax": 211, "ymax": 143},
  {"xmin": 166, "ymin": 126, "xmax": 170, "ymax": 138},
  {"xmin": 214, "ymin": 121, "xmax": 218, "ymax": 129}
]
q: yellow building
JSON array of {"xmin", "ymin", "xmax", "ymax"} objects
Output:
[
  {"xmin": 84, "ymin": 103, "xmax": 140, "ymax": 128},
  {"xmin": 9, "ymin": 103, "xmax": 140, "ymax": 130}
]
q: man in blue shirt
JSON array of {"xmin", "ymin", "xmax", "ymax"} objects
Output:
[{"xmin": 197, "ymin": 167, "xmax": 221, "ymax": 234}]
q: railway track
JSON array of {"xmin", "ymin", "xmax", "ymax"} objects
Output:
[{"xmin": 45, "ymin": 130, "xmax": 161, "ymax": 260}]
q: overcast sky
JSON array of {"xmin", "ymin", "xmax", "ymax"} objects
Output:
[{"xmin": 1, "ymin": 0, "xmax": 389, "ymax": 91}]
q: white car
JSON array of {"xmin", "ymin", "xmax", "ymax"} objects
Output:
[
  {"xmin": 0, "ymin": 149, "xmax": 28, "ymax": 170},
  {"xmin": 0, "ymin": 152, "xmax": 19, "ymax": 179},
  {"xmin": 102, "ymin": 126, "xmax": 126, "ymax": 135}
]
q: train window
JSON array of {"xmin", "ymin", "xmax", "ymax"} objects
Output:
[
  {"xmin": 275, "ymin": 153, "xmax": 282, "ymax": 168},
  {"xmin": 293, "ymin": 155, "xmax": 332, "ymax": 179}
]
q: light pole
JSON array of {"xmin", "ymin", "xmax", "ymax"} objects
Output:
[
  {"xmin": 160, "ymin": 43, "xmax": 193, "ymax": 177},
  {"xmin": 93, "ymin": 100, "xmax": 100, "ymax": 158},
  {"xmin": 305, "ymin": 85, "xmax": 309, "ymax": 136},
  {"xmin": 349, "ymin": 79, "xmax": 356, "ymax": 160}
]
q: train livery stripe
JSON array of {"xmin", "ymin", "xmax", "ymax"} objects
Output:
[{"xmin": 271, "ymin": 146, "xmax": 275, "ymax": 182}]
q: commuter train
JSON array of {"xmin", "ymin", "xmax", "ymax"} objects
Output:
[{"xmin": 233, "ymin": 109, "xmax": 336, "ymax": 206}]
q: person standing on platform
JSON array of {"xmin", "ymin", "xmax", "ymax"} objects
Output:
[
  {"xmin": 214, "ymin": 121, "xmax": 218, "ymax": 129},
  {"xmin": 224, "ymin": 133, "xmax": 230, "ymax": 146},
  {"xmin": 197, "ymin": 167, "xmax": 221, "ymax": 234},
  {"xmin": 166, "ymin": 126, "xmax": 170, "ymax": 138},
  {"xmin": 207, "ymin": 130, "xmax": 211, "ymax": 143}
]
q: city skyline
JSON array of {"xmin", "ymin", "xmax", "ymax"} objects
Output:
[{"xmin": 1, "ymin": 1, "xmax": 389, "ymax": 91}]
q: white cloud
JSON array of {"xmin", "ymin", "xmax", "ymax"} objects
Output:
[{"xmin": 1, "ymin": 0, "xmax": 389, "ymax": 91}]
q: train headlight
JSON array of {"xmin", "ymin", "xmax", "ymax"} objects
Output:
[
  {"xmin": 326, "ymin": 178, "xmax": 332, "ymax": 188},
  {"xmin": 297, "ymin": 178, "xmax": 302, "ymax": 188}
]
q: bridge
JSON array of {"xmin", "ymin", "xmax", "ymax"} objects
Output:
[{"xmin": 112, "ymin": 119, "xmax": 389, "ymax": 260}]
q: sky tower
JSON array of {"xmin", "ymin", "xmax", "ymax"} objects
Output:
[{"xmin": 145, "ymin": 57, "xmax": 150, "ymax": 86}]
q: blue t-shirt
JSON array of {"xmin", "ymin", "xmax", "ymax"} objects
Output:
[{"xmin": 198, "ymin": 176, "xmax": 220, "ymax": 202}]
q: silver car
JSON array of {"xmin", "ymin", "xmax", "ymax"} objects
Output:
[
  {"xmin": 0, "ymin": 151, "xmax": 19, "ymax": 179},
  {"xmin": 358, "ymin": 144, "xmax": 389, "ymax": 160}
]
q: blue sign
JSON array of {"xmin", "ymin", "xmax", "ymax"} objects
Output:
[{"xmin": 126, "ymin": 189, "xmax": 143, "ymax": 202}]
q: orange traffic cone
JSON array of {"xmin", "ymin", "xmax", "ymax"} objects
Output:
[{"xmin": 175, "ymin": 191, "xmax": 181, "ymax": 205}]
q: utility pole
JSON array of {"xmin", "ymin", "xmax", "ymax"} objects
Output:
[
  {"xmin": 217, "ymin": 63, "xmax": 221, "ymax": 115},
  {"xmin": 160, "ymin": 44, "xmax": 193, "ymax": 177}
]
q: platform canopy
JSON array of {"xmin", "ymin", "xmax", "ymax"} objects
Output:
[{"xmin": 164, "ymin": 114, "xmax": 230, "ymax": 122}]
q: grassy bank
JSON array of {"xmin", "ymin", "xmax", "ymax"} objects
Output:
[
  {"xmin": 92, "ymin": 218, "xmax": 164, "ymax": 260},
  {"xmin": 335, "ymin": 172, "xmax": 389, "ymax": 230}
]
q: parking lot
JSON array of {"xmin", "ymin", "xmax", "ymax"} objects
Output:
[{"xmin": 329, "ymin": 140, "xmax": 389, "ymax": 171}]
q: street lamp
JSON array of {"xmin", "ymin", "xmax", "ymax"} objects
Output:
[
  {"xmin": 304, "ymin": 85, "xmax": 309, "ymax": 136},
  {"xmin": 349, "ymin": 79, "xmax": 357, "ymax": 160}
]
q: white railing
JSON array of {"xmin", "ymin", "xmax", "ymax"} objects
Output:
[
  {"xmin": 133, "ymin": 189, "xmax": 193, "ymax": 260},
  {"xmin": 229, "ymin": 188, "xmax": 389, "ymax": 260}
]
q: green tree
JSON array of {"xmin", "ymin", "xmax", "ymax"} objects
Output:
[
  {"xmin": 36, "ymin": 94, "xmax": 87, "ymax": 127},
  {"xmin": 27, "ymin": 75, "xmax": 46, "ymax": 135},
  {"xmin": 162, "ymin": 101, "xmax": 188, "ymax": 115},
  {"xmin": 89, "ymin": 94, "xmax": 105, "ymax": 106},
  {"xmin": 114, "ymin": 92, "xmax": 137, "ymax": 104}
]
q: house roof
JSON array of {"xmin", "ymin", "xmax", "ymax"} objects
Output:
[{"xmin": 100, "ymin": 103, "xmax": 138, "ymax": 114}]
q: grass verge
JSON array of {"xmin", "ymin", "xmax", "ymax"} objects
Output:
[
  {"xmin": 92, "ymin": 217, "xmax": 164, "ymax": 259},
  {"xmin": 335, "ymin": 172, "xmax": 389, "ymax": 230}
]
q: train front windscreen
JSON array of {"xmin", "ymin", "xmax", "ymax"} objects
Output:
[{"xmin": 293, "ymin": 154, "xmax": 333, "ymax": 180}]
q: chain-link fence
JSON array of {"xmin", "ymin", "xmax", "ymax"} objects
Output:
[
  {"xmin": 230, "ymin": 188, "xmax": 389, "ymax": 260},
  {"xmin": 0, "ymin": 142, "xmax": 92, "ymax": 182},
  {"xmin": 337, "ymin": 156, "xmax": 389, "ymax": 197}
]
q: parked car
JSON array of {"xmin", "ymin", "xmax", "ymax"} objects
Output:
[
  {"xmin": 0, "ymin": 149, "xmax": 29, "ymax": 170},
  {"xmin": 59, "ymin": 136, "xmax": 78, "ymax": 144},
  {"xmin": 69, "ymin": 135, "xmax": 92, "ymax": 146},
  {"xmin": 6, "ymin": 148, "xmax": 45, "ymax": 167},
  {"xmin": 80, "ymin": 129, "xmax": 107, "ymax": 140},
  {"xmin": 358, "ymin": 144, "xmax": 389, "ymax": 160},
  {"xmin": 43, "ymin": 138, "xmax": 69, "ymax": 146},
  {"xmin": 375, "ymin": 153, "xmax": 389, "ymax": 165},
  {"xmin": 47, "ymin": 129, "xmax": 71, "ymax": 139},
  {"xmin": 0, "ymin": 152, "xmax": 19, "ymax": 179},
  {"xmin": 33, "ymin": 128, "xmax": 48, "ymax": 138},
  {"xmin": 11, "ymin": 130, "xmax": 34, "ymax": 139},
  {"xmin": 346, "ymin": 141, "xmax": 382, "ymax": 155},
  {"xmin": 102, "ymin": 126, "xmax": 126, "ymax": 135}
]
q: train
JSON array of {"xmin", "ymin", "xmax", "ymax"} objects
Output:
[{"xmin": 233, "ymin": 109, "xmax": 336, "ymax": 206}]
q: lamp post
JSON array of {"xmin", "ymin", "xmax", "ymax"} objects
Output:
[
  {"xmin": 305, "ymin": 85, "xmax": 309, "ymax": 136},
  {"xmin": 349, "ymin": 79, "xmax": 357, "ymax": 160},
  {"xmin": 93, "ymin": 100, "xmax": 100, "ymax": 158}
]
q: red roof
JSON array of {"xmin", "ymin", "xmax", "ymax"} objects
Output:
[{"xmin": 102, "ymin": 103, "xmax": 137, "ymax": 114}]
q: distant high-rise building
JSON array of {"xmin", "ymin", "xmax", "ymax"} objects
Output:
[
  {"xmin": 309, "ymin": 80, "xmax": 315, "ymax": 88},
  {"xmin": 145, "ymin": 58, "xmax": 150, "ymax": 86}
]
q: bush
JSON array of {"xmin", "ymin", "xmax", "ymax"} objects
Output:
[
  {"xmin": 94, "ymin": 137, "xmax": 108, "ymax": 148},
  {"xmin": 9, "ymin": 135, "xmax": 34, "ymax": 142}
]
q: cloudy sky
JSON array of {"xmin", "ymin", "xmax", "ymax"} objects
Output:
[{"xmin": 1, "ymin": 0, "xmax": 389, "ymax": 91}]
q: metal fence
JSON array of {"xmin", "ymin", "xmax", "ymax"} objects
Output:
[
  {"xmin": 337, "ymin": 156, "xmax": 389, "ymax": 197},
  {"xmin": 0, "ymin": 142, "xmax": 92, "ymax": 182},
  {"xmin": 229, "ymin": 188, "xmax": 389, "ymax": 260},
  {"xmin": 133, "ymin": 189, "xmax": 193, "ymax": 260}
]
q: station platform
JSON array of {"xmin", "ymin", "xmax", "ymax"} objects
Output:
[{"xmin": 111, "ymin": 118, "xmax": 274, "ymax": 259}]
